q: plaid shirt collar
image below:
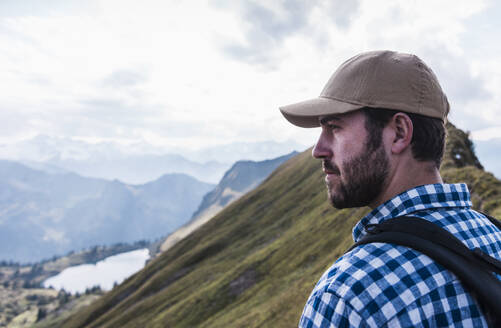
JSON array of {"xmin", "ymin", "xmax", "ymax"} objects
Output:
[{"xmin": 352, "ymin": 183, "xmax": 472, "ymax": 242}]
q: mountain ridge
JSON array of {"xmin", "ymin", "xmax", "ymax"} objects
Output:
[
  {"xmin": 158, "ymin": 152, "xmax": 298, "ymax": 254},
  {"xmin": 189, "ymin": 151, "xmax": 299, "ymax": 221},
  {"xmin": 0, "ymin": 160, "xmax": 214, "ymax": 263},
  {"xmin": 1, "ymin": 135, "xmax": 306, "ymax": 184}
]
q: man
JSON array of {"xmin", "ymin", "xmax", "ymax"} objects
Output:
[{"xmin": 279, "ymin": 50, "xmax": 501, "ymax": 327}]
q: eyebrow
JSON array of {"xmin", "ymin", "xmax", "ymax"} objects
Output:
[{"xmin": 319, "ymin": 115, "xmax": 342, "ymax": 126}]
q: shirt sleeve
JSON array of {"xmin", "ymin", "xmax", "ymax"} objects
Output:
[{"xmin": 299, "ymin": 290, "xmax": 367, "ymax": 328}]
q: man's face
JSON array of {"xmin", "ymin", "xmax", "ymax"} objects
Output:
[{"xmin": 312, "ymin": 110, "xmax": 389, "ymax": 209}]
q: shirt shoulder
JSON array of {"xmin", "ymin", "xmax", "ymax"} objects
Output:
[
  {"xmin": 306, "ymin": 242, "xmax": 468, "ymax": 326},
  {"xmin": 300, "ymin": 289, "xmax": 368, "ymax": 328},
  {"xmin": 301, "ymin": 184, "xmax": 500, "ymax": 327}
]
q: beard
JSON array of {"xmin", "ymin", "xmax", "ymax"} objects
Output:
[{"xmin": 324, "ymin": 141, "xmax": 389, "ymax": 209}]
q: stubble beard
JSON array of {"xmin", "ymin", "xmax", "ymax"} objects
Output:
[{"xmin": 325, "ymin": 143, "xmax": 389, "ymax": 209}]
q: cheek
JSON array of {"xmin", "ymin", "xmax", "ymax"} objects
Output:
[{"xmin": 338, "ymin": 137, "xmax": 365, "ymax": 159}]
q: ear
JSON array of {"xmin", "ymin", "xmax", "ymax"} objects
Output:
[{"xmin": 389, "ymin": 113, "xmax": 413, "ymax": 155}]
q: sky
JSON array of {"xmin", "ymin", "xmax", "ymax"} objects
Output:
[{"xmin": 1, "ymin": 0, "xmax": 500, "ymax": 152}]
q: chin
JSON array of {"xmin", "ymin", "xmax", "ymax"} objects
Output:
[
  {"xmin": 328, "ymin": 191, "xmax": 349, "ymax": 209},
  {"xmin": 328, "ymin": 190, "xmax": 373, "ymax": 209}
]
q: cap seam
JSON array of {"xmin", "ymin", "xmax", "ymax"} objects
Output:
[
  {"xmin": 318, "ymin": 95, "xmax": 369, "ymax": 107},
  {"xmin": 416, "ymin": 60, "xmax": 426, "ymax": 114},
  {"xmin": 319, "ymin": 95, "xmax": 420, "ymax": 113}
]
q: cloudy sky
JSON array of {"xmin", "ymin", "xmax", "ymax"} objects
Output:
[{"xmin": 1, "ymin": 0, "xmax": 500, "ymax": 152}]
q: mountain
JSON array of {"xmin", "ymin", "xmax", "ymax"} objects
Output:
[
  {"xmin": 0, "ymin": 135, "xmax": 306, "ymax": 184},
  {"xmin": 158, "ymin": 152, "xmax": 298, "ymax": 253},
  {"xmin": 44, "ymin": 154, "xmax": 228, "ymax": 185},
  {"xmin": 191, "ymin": 151, "xmax": 300, "ymax": 219},
  {"xmin": 0, "ymin": 161, "xmax": 214, "ymax": 263},
  {"xmin": 54, "ymin": 123, "xmax": 501, "ymax": 328}
]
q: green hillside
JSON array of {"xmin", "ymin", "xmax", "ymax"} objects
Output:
[{"xmin": 58, "ymin": 123, "xmax": 501, "ymax": 328}]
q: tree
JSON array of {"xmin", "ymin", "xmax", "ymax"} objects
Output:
[
  {"xmin": 58, "ymin": 289, "xmax": 70, "ymax": 304},
  {"xmin": 36, "ymin": 308, "xmax": 47, "ymax": 321}
]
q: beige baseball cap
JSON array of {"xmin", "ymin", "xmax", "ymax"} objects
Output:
[{"xmin": 280, "ymin": 50, "xmax": 450, "ymax": 128}]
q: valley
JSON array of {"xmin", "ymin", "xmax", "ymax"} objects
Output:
[{"xmin": 0, "ymin": 151, "xmax": 296, "ymax": 327}]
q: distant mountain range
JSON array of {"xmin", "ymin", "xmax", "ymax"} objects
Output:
[
  {"xmin": 0, "ymin": 160, "xmax": 214, "ymax": 263},
  {"xmin": 0, "ymin": 135, "xmax": 307, "ymax": 184},
  {"xmin": 42, "ymin": 153, "xmax": 228, "ymax": 185},
  {"xmin": 58, "ymin": 123, "xmax": 501, "ymax": 328},
  {"xmin": 158, "ymin": 151, "xmax": 298, "ymax": 253},
  {"xmin": 0, "ymin": 149, "xmax": 302, "ymax": 264}
]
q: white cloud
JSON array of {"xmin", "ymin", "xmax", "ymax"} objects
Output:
[
  {"xmin": 43, "ymin": 228, "xmax": 68, "ymax": 244},
  {"xmin": 0, "ymin": 0, "xmax": 499, "ymax": 153},
  {"xmin": 471, "ymin": 127, "xmax": 501, "ymax": 141}
]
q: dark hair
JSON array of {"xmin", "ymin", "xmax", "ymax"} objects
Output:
[{"xmin": 362, "ymin": 107, "xmax": 446, "ymax": 168}]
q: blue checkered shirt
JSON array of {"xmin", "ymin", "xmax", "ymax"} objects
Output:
[{"xmin": 299, "ymin": 183, "xmax": 501, "ymax": 327}]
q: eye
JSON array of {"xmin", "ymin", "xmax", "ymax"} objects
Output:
[
  {"xmin": 319, "ymin": 117, "xmax": 342, "ymax": 130},
  {"xmin": 325, "ymin": 121, "xmax": 340, "ymax": 130}
]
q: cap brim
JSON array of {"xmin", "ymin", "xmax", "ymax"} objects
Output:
[{"xmin": 279, "ymin": 96, "xmax": 363, "ymax": 128}]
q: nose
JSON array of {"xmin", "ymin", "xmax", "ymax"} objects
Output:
[{"xmin": 312, "ymin": 131, "xmax": 331, "ymax": 159}]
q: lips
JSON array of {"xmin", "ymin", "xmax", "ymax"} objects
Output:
[
  {"xmin": 322, "ymin": 161, "xmax": 340, "ymax": 175},
  {"xmin": 324, "ymin": 170, "xmax": 339, "ymax": 175},
  {"xmin": 323, "ymin": 168, "xmax": 338, "ymax": 174}
]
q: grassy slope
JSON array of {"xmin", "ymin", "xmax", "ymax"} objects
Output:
[
  {"xmin": 61, "ymin": 124, "xmax": 501, "ymax": 328},
  {"xmin": 31, "ymin": 294, "xmax": 101, "ymax": 328}
]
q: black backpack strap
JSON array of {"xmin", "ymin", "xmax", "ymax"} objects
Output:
[{"xmin": 348, "ymin": 216, "xmax": 501, "ymax": 326}]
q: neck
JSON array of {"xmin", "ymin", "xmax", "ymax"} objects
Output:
[{"xmin": 369, "ymin": 160, "xmax": 443, "ymax": 209}]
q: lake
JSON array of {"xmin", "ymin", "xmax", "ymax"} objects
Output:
[{"xmin": 43, "ymin": 248, "xmax": 150, "ymax": 294}]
